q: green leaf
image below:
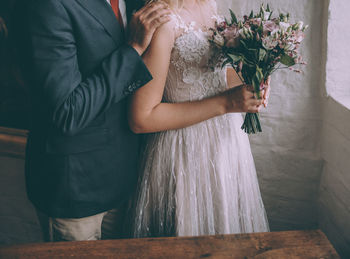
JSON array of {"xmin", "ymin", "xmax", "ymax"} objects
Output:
[
  {"xmin": 242, "ymin": 56, "xmax": 256, "ymax": 67},
  {"xmin": 259, "ymin": 48, "xmax": 267, "ymax": 61},
  {"xmin": 280, "ymin": 53, "xmax": 296, "ymax": 66},
  {"xmin": 240, "ymin": 40, "xmax": 248, "ymax": 49},
  {"xmin": 227, "ymin": 53, "xmax": 242, "ymax": 63},
  {"xmin": 249, "ymin": 10, "xmax": 254, "ymax": 19},
  {"xmin": 252, "ymin": 66, "xmax": 264, "ymax": 96},
  {"xmin": 229, "ymin": 9, "xmax": 238, "ymax": 24},
  {"xmin": 279, "ymin": 13, "xmax": 285, "ymax": 21},
  {"xmin": 268, "ymin": 11, "xmax": 273, "ymax": 20},
  {"xmin": 245, "ymin": 48, "xmax": 259, "ymax": 60},
  {"xmin": 266, "ymin": 4, "xmax": 271, "ymax": 12}
]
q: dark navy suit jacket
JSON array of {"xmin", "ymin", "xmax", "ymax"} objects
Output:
[{"xmin": 20, "ymin": 0, "xmax": 152, "ymax": 218}]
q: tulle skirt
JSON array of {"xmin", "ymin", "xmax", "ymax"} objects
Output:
[{"xmin": 132, "ymin": 113, "xmax": 269, "ymax": 237}]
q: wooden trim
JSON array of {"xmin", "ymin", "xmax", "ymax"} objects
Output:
[
  {"xmin": 0, "ymin": 230, "xmax": 340, "ymax": 258},
  {"xmin": 0, "ymin": 127, "xmax": 28, "ymax": 159}
]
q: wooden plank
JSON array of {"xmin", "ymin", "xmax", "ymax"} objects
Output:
[
  {"xmin": 0, "ymin": 230, "xmax": 339, "ymax": 259},
  {"xmin": 0, "ymin": 127, "xmax": 28, "ymax": 159}
]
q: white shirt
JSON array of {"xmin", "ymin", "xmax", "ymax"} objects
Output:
[{"xmin": 106, "ymin": 0, "xmax": 127, "ymax": 28}]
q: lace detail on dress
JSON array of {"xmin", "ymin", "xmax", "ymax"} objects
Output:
[
  {"xmin": 170, "ymin": 13, "xmax": 196, "ymax": 33},
  {"xmin": 165, "ymin": 12, "xmax": 227, "ymax": 102}
]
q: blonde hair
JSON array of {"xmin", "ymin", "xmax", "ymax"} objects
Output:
[{"xmin": 146, "ymin": 0, "xmax": 207, "ymax": 10}]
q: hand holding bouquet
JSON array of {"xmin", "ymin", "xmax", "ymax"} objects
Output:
[{"xmin": 210, "ymin": 4, "xmax": 308, "ymax": 134}]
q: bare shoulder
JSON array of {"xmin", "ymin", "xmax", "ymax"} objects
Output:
[{"xmin": 151, "ymin": 16, "xmax": 176, "ymax": 48}]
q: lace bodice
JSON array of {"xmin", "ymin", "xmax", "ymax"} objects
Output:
[{"xmin": 164, "ymin": 1, "xmax": 227, "ymax": 103}]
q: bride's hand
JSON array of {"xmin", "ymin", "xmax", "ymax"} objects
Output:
[
  {"xmin": 222, "ymin": 84, "xmax": 263, "ymax": 114},
  {"xmin": 261, "ymin": 76, "xmax": 271, "ymax": 108}
]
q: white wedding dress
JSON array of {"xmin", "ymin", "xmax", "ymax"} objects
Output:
[{"xmin": 133, "ymin": 0, "xmax": 269, "ymax": 238}]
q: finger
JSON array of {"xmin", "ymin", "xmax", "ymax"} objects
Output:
[
  {"xmin": 138, "ymin": 2, "xmax": 170, "ymax": 20},
  {"xmin": 245, "ymin": 84, "xmax": 254, "ymax": 92},
  {"xmin": 243, "ymin": 89, "xmax": 254, "ymax": 100},
  {"xmin": 263, "ymin": 82, "xmax": 270, "ymax": 99},
  {"xmin": 252, "ymin": 92, "xmax": 256, "ymax": 99},
  {"xmin": 133, "ymin": 3, "xmax": 152, "ymax": 17},
  {"xmin": 250, "ymin": 99, "xmax": 263, "ymax": 107},
  {"xmin": 149, "ymin": 14, "xmax": 172, "ymax": 30},
  {"xmin": 263, "ymin": 86, "xmax": 271, "ymax": 107},
  {"xmin": 136, "ymin": 1, "xmax": 164, "ymax": 14},
  {"xmin": 145, "ymin": 9, "xmax": 172, "ymax": 24},
  {"xmin": 248, "ymin": 102, "xmax": 263, "ymax": 113},
  {"xmin": 245, "ymin": 99, "xmax": 261, "ymax": 113},
  {"xmin": 263, "ymin": 87, "xmax": 267, "ymax": 100}
]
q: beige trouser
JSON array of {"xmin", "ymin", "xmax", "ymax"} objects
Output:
[{"xmin": 37, "ymin": 202, "xmax": 130, "ymax": 241}]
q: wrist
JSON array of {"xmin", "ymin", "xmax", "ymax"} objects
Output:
[
  {"xmin": 129, "ymin": 42, "xmax": 143, "ymax": 56},
  {"xmin": 214, "ymin": 94, "xmax": 228, "ymax": 115}
]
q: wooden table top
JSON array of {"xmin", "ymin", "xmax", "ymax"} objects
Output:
[{"xmin": 0, "ymin": 229, "xmax": 339, "ymax": 259}]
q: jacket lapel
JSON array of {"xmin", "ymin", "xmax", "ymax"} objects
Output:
[{"xmin": 76, "ymin": 0, "xmax": 124, "ymax": 44}]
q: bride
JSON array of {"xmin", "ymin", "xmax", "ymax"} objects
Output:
[{"xmin": 128, "ymin": 0, "xmax": 270, "ymax": 237}]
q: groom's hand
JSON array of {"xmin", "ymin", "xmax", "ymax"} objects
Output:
[
  {"xmin": 128, "ymin": 2, "xmax": 171, "ymax": 56},
  {"xmin": 222, "ymin": 84, "xmax": 263, "ymax": 113}
]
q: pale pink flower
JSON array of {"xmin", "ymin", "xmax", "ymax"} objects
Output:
[
  {"xmin": 263, "ymin": 11, "xmax": 271, "ymax": 21},
  {"xmin": 262, "ymin": 36, "xmax": 278, "ymax": 50},
  {"xmin": 213, "ymin": 33, "xmax": 225, "ymax": 47},
  {"xmin": 295, "ymin": 21, "xmax": 304, "ymax": 30},
  {"xmin": 292, "ymin": 31, "xmax": 305, "ymax": 43},
  {"xmin": 263, "ymin": 21, "xmax": 279, "ymax": 34},
  {"xmin": 279, "ymin": 22, "xmax": 291, "ymax": 31},
  {"xmin": 223, "ymin": 26, "xmax": 241, "ymax": 47},
  {"xmin": 223, "ymin": 26, "xmax": 240, "ymax": 39}
]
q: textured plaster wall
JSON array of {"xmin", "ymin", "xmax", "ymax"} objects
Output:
[
  {"xmin": 218, "ymin": 0, "xmax": 325, "ymax": 231},
  {"xmin": 319, "ymin": 0, "xmax": 350, "ymax": 256},
  {"xmin": 320, "ymin": 97, "xmax": 350, "ymax": 257}
]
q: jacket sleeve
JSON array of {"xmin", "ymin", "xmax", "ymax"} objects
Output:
[{"xmin": 28, "ymin": 0, "xmax": 152, "ymax": 136}]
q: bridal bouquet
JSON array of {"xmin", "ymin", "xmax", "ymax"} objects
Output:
[{"xmin": 210, "ymin": 4, "xmax": 308, "ymax": 134}]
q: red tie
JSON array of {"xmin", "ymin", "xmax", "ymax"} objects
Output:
[{"xmin": 110, "ymin": 0, "xmax": 124, "ymax": 29}]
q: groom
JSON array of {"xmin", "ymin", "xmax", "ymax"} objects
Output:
[{"xmin": 19, "ymin": 0, "xmax": 171, "ymax": 241}]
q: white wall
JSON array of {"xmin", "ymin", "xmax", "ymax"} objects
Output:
[
  {"xmin": 320, "ymin": 97, "xmax": 350, "ymax": 257},
  {"xmin": 319, "ymin": 0, "xmax": 350, "ymax": 256},
  {"xmin": 218, "ymin": 0, "xmax": 325, "ymax": 231}
]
